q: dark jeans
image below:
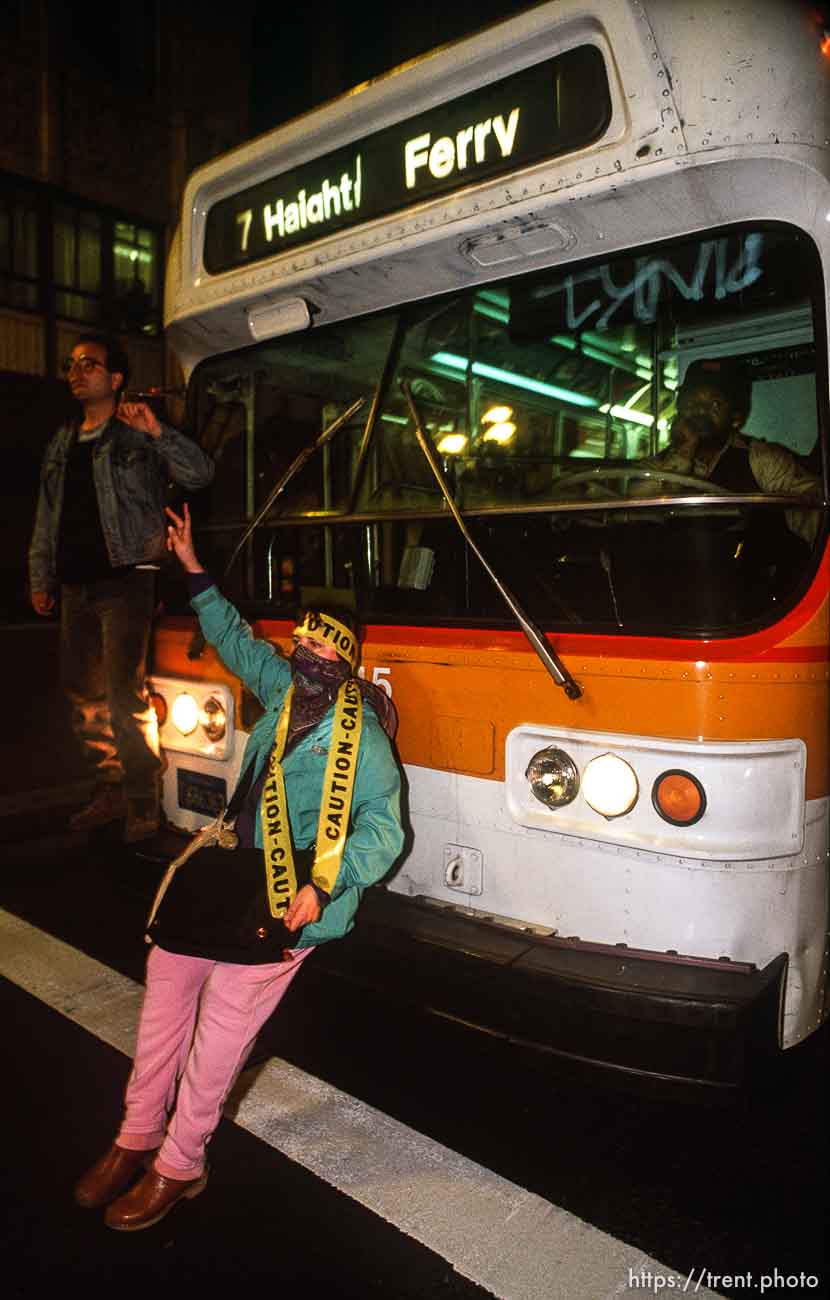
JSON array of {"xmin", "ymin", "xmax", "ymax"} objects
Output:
[{"xmin": 60, "ymin": 570, "xmax": 160, "ymax": 799}]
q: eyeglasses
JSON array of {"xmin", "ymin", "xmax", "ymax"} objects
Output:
[
  {"xmin": 676, "ymin": 390, "xmax": 729, "ymax": 416},
  {"xmin": 60, "ymin": 355, "xmax": 109, "ymax": 376}
]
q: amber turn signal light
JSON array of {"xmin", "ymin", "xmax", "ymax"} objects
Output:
[{"xmin": 652, "ymin": 770, "xmax": 706, "ymax": 826}]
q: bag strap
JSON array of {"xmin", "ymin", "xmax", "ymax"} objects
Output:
[
  {"xmin": 225, "ymin": 757, "xmax": 257, "ymax": 822},
  {"xmin": 145, "ymin": 758, "xmax": 258, "ymax": 942}
]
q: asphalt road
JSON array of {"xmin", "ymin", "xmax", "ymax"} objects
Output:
[{"xmin": 2, "ymin": 824, "xmax": 827, "ymax": 1299}]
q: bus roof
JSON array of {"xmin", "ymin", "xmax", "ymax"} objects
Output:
[{"xmin": 166, "ymin": 0, "xmax": 830, "ymax": 374}]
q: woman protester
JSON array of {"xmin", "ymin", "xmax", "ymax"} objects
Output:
[{"xmin": 74, "ymin": 502, "xmax": 404, "ymax": 1231}]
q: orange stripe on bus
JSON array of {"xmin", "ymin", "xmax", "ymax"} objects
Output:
[{"xmin": 153, "ymin": 544, "xmax": 829, "ymax": 801}]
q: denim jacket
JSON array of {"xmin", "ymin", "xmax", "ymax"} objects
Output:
[{"xmin": 29, "ymin": 418, "xmax": 215, "ymax": 592}]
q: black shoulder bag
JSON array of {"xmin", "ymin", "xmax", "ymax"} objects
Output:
[{"xmin": 146, "ymin": 761, "xmax": 312, "ymax": 965}]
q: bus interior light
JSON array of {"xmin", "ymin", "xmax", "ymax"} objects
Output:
[
  {"xmin": 652, "ymin": 770, "xmax": 707, "ymax": 826},
  {"xmin": 582, "ymin": 753, "xmax": 638, "ymax": 819},
  {"xmin": 481, "ymin": 404, "xmax": 513, "ymax": 425},
  {"xmin": 474, "ymin": 300, "xmax": 509, "ymax": 325},
  {"xmin": 171, "ymin": 692, "xmax": 199, "ymax": 736},
  {"xmin": 526, "ymin": 747, "xmax": 579, "ymax": 809},
  {"xmin": 599, "ymin": 403, "xmax": 654, "ymax": 428},
  {"xmin": 430, "ymin": 352, "xmax": 599, "ymax": 408},
  {"xmin": 436, "ymin": 432, "xmax": 468, "ymax": 454},
  {"xmin": 482, "ymin": 421, "xmax": 516, "ymax": 445}
]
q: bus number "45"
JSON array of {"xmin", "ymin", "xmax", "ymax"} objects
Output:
[{"xmin": 357, "ymin": 665, "xmax": 393, "ymax": 697}]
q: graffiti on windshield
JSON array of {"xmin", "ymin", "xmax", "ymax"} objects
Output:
[{"xmin": 531, "ymin": 234, "xmax": 764, "ymax": 332}]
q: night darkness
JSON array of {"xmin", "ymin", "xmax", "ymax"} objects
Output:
[{"xmin": 251, "ymin": 0, "xmax": 534, "ymax": 134}]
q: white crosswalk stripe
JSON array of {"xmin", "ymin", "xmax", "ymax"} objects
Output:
[{"xmin": 1, "ymin": 908, "xmax": 722, "ymax": 1300}]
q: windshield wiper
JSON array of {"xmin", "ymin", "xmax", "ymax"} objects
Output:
[
  {"xmin": 188, "ymin": 395, "xmax": 366, "ymax": 658},
  {"xmin": 347, "ymin": 315, "xmax": 408, "ymax": 516},
  {"xmin": 402, "ymin": 381, "xmax": 582, "ymax": 701},
  {"xmin": 600, "ymin": 547, "xmax": 623, "ymax": 627}
]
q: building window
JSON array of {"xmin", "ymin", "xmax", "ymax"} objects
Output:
[
  {"xmin": 114, "ymin": 221, "xmax": 160, "ymax": 334},
  {"xmin": 0, "ymin": 190, "xmax": 39, "ymax": 311},
  {"xmin": 0, "ymin": 178, "xmax": 163, "ymax": 336},
  {"xmin": 53, "ymin": 204, "xmax": 102, "ymax": 324}
]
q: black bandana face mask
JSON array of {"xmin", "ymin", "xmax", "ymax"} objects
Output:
[{"xmin": 291, "ymin": 643, "xmax": 350, "ymax": 689}]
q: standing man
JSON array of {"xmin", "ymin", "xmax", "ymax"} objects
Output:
[{"xmin": 29, "ymin": 333, "xmax": 214, "ymax": 842}]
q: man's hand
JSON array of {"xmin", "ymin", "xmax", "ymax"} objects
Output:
[
  {"xmin": 283, "ymin": 884, "xmax": 321, "ymax": 933},
  {"xmin": 32, "ymin": 591, "xmax": 55, "ymax": 616},
  {"xmin": 668, "ymin": 414, "xmax": 702, "ymax": 459},
  {"xmin": 165, "ymin": 503, "xmax": 204, "ymax": 573},
  {"xmin": 117, "ymin": 401, "xmax": 162, "ymax": 439}
]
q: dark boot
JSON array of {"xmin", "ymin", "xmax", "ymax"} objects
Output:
[
  {"xmin": 68, "ymin": 785, "xmax": 126, "ymax": 832},
  {"xmin": 104, "ymin": 1167, "xmax": 208, "ymax": 1231},
  {"xmin": 124, "ymin": 793, "xmax": 160, "ymax": 843},
  {"xmin": 74, "ymin": 1143, "xmax": 156, "ymax": 1209}
]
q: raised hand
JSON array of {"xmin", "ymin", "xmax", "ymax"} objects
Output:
[
  {"xmin": 165, "ymin": 503, "xmax": 204, "ymax": 573},
  {"xmin": 117, "ymin": 401, "xmax": 162, "ymax": 439}
]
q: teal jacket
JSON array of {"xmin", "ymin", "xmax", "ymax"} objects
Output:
[{"xmin": 191, "ymin": 583, "xmax": 404, "ymax": 949}]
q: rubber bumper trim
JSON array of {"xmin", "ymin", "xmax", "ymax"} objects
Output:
[{"xmin": 314, "ymin": 889, "xmax": 787, "ymax": 1089}]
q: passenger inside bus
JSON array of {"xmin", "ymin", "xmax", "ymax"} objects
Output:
[{"xmin": 639, "ymin": 356, "xmax": 820, "ymax": 544}]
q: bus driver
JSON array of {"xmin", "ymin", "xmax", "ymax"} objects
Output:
[{"xmin": 645, "ymin": 358, "xmax": 820, "ymax": 542}]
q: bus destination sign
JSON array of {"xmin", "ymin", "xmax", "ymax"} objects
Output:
[{"xmin": 204, "ymin": 45, "xmax": 610, "ymax": 275}]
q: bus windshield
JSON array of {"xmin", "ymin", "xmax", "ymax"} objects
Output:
[{"xmin": 187, "ymin": 224, "xmax": 825, "ymax": 639}]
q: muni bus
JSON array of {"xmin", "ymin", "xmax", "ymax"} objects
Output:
[{"xmin": 150, "ymin": 0, "xmax": 830, "ymax": 1088}]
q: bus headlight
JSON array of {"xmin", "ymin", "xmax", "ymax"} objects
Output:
[
  {"xmin": 582, "ymin": 753, "xmax": 638, "ymax": 818},
  {"xmin": 171, "ymin": 692, "xmax": 199, "ymax": 736},
  {"xmin": 526, "ymin": 747, "xmax": 579, "ymax": 808},
  {"xmin": 652, "ymin": 770, "xmax": 706, "ymax": 826},
  {"xmin": 201, "ymin": 696, "xmax": 227, "ymax": 743},
  {"xmin": 149, "ymin": 676, "xmax": 234, "ymax": 761}
]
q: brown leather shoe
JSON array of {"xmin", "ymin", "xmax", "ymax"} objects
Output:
[
  {"xmin": 68, "ymin": 785, "xmax": 126, "ymax": 832},
  {"xmin": 74, "ymin": 1143, "xmax": 156, "ymax": 1210},
  {"xmin": 124, "ymin": 796, "xmax": 160, "ymax": 844},
  {"xmin": 104, "ymin": 1167, "xmax": 208, "ymax": 1231}
]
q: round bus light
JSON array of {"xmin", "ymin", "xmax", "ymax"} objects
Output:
[
  {"xmin": 171, "ymin": 692, "xmax": 199, "ymax": 736},
  {"xmin": 200, "ymin": 696, "xmax": 227, "ymax": 743},
  {"xmin": 652, "ymin": 770, "xmax": 706, "ymax": 826},
  {"xmin": 582, "ymin": 753, "xmax": 638, "ymax": 819},
  {"xmin": 526, "ymin": 747, "xmax": 579, "ymax": 808},
  {"xmin": 148, "ymin": 692, "xmax": 167, "ymax": 728}
]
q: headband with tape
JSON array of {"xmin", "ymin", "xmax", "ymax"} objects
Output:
[{"xmin": 293, "ymin": 611, "xmax": 358, "ymax": 669}]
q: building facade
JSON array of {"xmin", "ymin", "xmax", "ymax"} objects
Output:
[{"xmin": 0, "ymin": 0, "xmax": 252, "ymax": 619}]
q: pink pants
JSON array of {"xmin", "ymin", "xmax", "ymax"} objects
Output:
[{"xmin": 116, "ymin": 944, "xmax": 313, "ymax": 1179}]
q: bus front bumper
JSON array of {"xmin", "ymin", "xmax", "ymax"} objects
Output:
[{"xmin": 313, "ymin": 890, "xmax": 787, "ymax": 1090}]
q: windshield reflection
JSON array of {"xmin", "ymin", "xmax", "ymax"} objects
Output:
[{"xmin": 185, "ymin": 224, "xmax": 825, "ymax": 636}]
